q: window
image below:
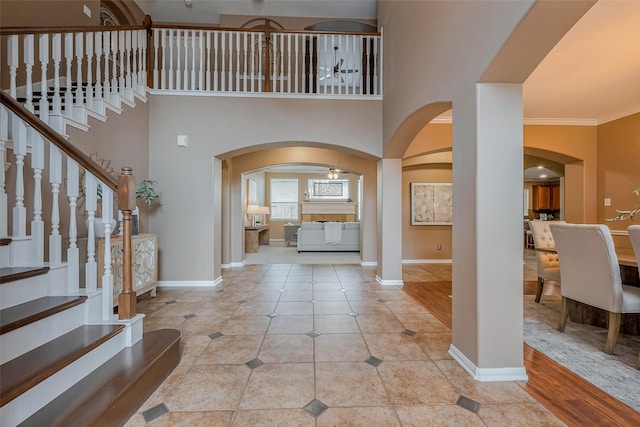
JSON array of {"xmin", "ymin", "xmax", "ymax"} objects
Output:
[
  {"xmin": 307, "ymin": 179, "xmax": 350, "ymax": 200},
  {"xmin": 270, "ymin": 179, "xmax": 298, "ymax": 220}
]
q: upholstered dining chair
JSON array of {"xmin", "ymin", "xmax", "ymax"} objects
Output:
[
  {"xmin": 550, "ymin": 223, "xmax": 640, "ymax": 355},
  {"xmin": 529, "ymin": 220, "xmax": 564, "ymax": 302},
  {"xmin": 628, "ymin": 224, "xmax": 640, "ymax": 368}
]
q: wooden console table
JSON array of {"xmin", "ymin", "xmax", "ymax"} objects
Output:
[{"xmin": 245, "ymin": 225, "xmax": 270, "ymax": 253}]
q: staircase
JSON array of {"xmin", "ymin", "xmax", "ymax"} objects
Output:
[{"xmin": 1, "ymin": 24, "xmax": 180, "ymax": 427}]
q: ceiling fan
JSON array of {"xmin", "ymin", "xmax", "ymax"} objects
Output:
[{"xmin": 319, "ymin": 46, "xmax": 359, "ymax": 83}]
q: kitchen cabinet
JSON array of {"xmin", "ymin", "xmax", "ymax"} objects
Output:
[{"xmin": 532, "ymin": 185, "xmax": 560, "ymax": 210}]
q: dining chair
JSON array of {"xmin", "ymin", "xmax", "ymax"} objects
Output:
[
  {"xmin": 549, "ymin": 223, "xmax": 640, "ymax": 355},
  {"xmin": 628, "ymin": 224, "xmax": 640, "ymax": 368},
  {"xmin": 529, "ymin": 220, "xmax": 564, "ymax": 302}
]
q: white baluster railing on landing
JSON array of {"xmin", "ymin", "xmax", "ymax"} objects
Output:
[{"xmin": 150, "ymin": 25, "xmax": 382, "ymax": 98}]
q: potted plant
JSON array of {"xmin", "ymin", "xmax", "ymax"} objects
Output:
[{"xmin": 132, "ymin": 179, "xmax": 161, "ymax": 234}]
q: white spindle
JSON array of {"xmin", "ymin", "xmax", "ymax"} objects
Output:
[
  {"xmin": 64, "ymin": 33, "xmax": 74, "ymax": 116},
  {"xmin": 23, "ymin": 35, "xmax": 35, "ymax": 112},
  {"xmin": 351, "ymin": 35, "xmax": 357, "ymax": 95},
  {"xmin": 198, "ymin": 30, "xmax": 204, "ymax": 91},
  {"xmin": 249, "ymin": 33, "xmax": 255, "ymax": 92},
  {"xmin": 111, "ymin": 31, "xmax": 118, "ymax": 99},
  {"xmin": 206, "ymin": 31, "xmax": 212, "ymax": 90},
  {"xmin": 235, "ymin": 32, "xmax": 240, "ymax": 91},
  {"xmin": 95, "ymin": 32, "xmax": 103, "ymax": 102},
  {"xmin": 373, "ymin": 36, "xmax": 379, "ymax": 95},
  {"xmin": 31, "ymin": 134, "xmax": 44, "ymax": 264},
  {"xmin": 0, "ymin": 106, "xmax": 7, "ymax": 237},
  {"xmin": 85, "ymin": 172, "xmax": 97, "ymax": 292},
  {"xmin": 220, "ymin": 32, "xmax": 226, "ymax": 91},
  {"xmin": 51, "ymin": 34, "xmax": 62, "ymax": 116},
  {"xmin": 8, "ymin": 35, "xmax": 18, "ymax": 98},
  {"xmin": 365, "ymin": 37, "xmax": 371, "ymax": 96},
  {"xmin": 379, "ymin": 29, "xmax": 384, "ymax": 96},
  {"xmin": 302, "ymin": 35, "xmax": 308, "ymax": 93},
  {"xmin": 118, "ymin": 30, "xmax": 126, "ymax": 97},
  {"xmin": 75, "ymin": 32, "xmax": 84, "ymax": 108},
  {"xmin": 101, "ymin": 186, "xmax": 114, "ymax": 320},
  {"xmin": 227, "ymin": 32, "xmax": 233, "ymax": 91},
  {"xmin": 139, "ymin": 29, "xmax": 147, "ymax": 90},
  {"xmin": 85, "ymin": 32, "xmax": 94, "ymax": 110},
  {"xmin": 184, "ymin": 30, "xmax": 190, "ymax": 90},
  {"xmin": 154, "ymin": 28, "xmax": 160, "ymax": 89},
  {"xmin": 38, "ymin": 34, "xmax": 50, "ymax": 123},
  {"xmin": 278, "ymin": 34, "xmax": 284, "ymax": 93},
  {"xmin": 125, "ymin": 30, "xmax": 133, "ymax": 91},
  {"xmin": 331, "ymin": 35, "xmax": 336, "ymax": 95},
  {"xmin": 131, "ymin": 30, "xmax": 139, "ymax": 91},
  {"xmin": 49, "ymin": 146, "xmax": 62, "ymax": 265},
  {"xmin": 67, "ymin": 158, "xmax": 80, "ymax": 291},
  {"xmin": 294, "ymin": 34, "xmax": 299, "ymax": 94},
  {"xmin": 242, "ymin": 32, "xmax": 248, "ymax": 92},
  {"xmin": 168, "ymin": 29, "xmax": 174, "ymax": 90},
  {"xmin": 287, "ymin": 34, "xmax": 292, "ymax": 93},
  {"xmin": 103, "ymin": 31, "xmax": 111, "ymax": 99},
  {"xmin": 191, "ymin": 30, "xmax": 197, "ymax": 90},
  {"xmin": 176, "ymin": 30, "xmax": 182, "ymax": 90},
  {"xmin": 11, "ymin": 115, "xmax": 26, "ymax": 237}
]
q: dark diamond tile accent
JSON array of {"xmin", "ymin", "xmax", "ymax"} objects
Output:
[
  {"xmin": 456, "ymin": 395, "xmax": 480, "ymax": 413},
  {"xmin": 165, "ymin": 300, "xmax": 177, "ymax": 305},
  {"xmin": 377, "ymin": 298, "xmax": 387, "ymax": 303},
  {"xmin": 208, "ymin": 332, "xmax": 224, "ymax": 340},
  {"xmin": 238, "ymin": 299, "xmax": 248, "ymax": 304},
  {"xmin": 306, "ymin": 330, "xmax": 321, "ymax": 338},
  {"xmin": 365, "ymin": 355, "xmax": 383, "ymax": 367},
  {"xmin": 402, "ymin": 329, "xmax": 416, "ymax": 337},
  {"xmin": 246, "ymin": 358, "xmax": 264, "ymax": 369},
  {"xmin": 142, "ymin": 403, "xmax": 168, "ymax": 422},
  {"xmin": 348, "ymin": 312, "xmax": 360, "ymax": 317},
  {"xmin": 308, "ymin": 299, "xmax": 318, "ymax": 304},
  {"xmin": 303, "ymin": 399, "xmax": 329, "ymax": 418},
  {"xmin": 267, "ymin": 313, "xmax": 279, "ymax": 318},
  {"xmin": 183, "ymin": 313, "xmax": 196, "ymax": 319}
]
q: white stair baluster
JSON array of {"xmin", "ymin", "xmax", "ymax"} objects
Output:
[
  {"xmin": 0, "ymin": 106, "xmax": 8, "ymax": 237},
  {"xmin": 278, "ymin": 34, "xmax": 284, "ymax": 93},
  {"xmin": 287, "ymin": 33, "xmax": 291, "ymax": 93},
  {"xmin": 198, "ymin": 30, "xmax": 204, "ymax": 91},
  {"xmin": 94, "ymin": 32, "xmax": 104, "ymax": 110},
  {"xmin": 205, "ymin": 31, "xmax": 211, "ymax": 91},
  {"xmin": 168, "ymin": 29, "xmax": 174, "ymax": 90},
  {"xmin": 242, "ymin": 32, "xmax": 247, "ymax": 92},
  {"xmin": 49, "ymin": 145, "xmax": 62, "ymax": 265},
  {"xmin": 228, "ymin": 32, "xmax": 233, "ymax": 91},
  {"xmin": 51, "ymin": 34, "xmax": 63, "ymax": 117},
  {"xmin": 118, "ymin": 30, "xmax": 126, "ymax": 98},
  {"xmin": 249, "ymin": 32, "xmax": 255, "ymax": 92},
  {"xmin": 31, "ymin": 134, "xmax": 44, "ymax": 264},
  {"xmin": 125, "ymin": 30, "xmax": 133, "ymax": 92},
  {"xmin": 351, "ymin": 35, "xmax": 357, "ymax": 95},
  {"xmin": 38, "ymin": 34, "xmax": 50, "ymax": 124},
  {"xmin": 111, "ymin": 31, "xmax": 119, "ymax": 102},
  {"xmin": 75, "ymin": 32, "xmax": 84, "ymax": 111},
  {"xmin": 184, "ymin": 30, "xmax": 190, "ymax": 90},
  {"xmin": 373, "ymin": 36, "xmax": 379, "ymax": 95},
  {"xmin": 24, "ymin": 35, "xmax": 35, "ymax": 112},
  {"xmin": 85, "ymin": 172, "xmax": 98, "ymax": 292},
  {"xmin": 302, "ymin": 34, "xmax": 307, "ymax": 94},
  {"xmin": 131, "ymin": 30, "xmax": 138, "ymax": 92},
  {"xmin": 235, "ymin": 32, "xmax": 240, "ymax": 91},
  {"xmin": 155, "ymin": 29, "xmax": 161, "ymax": 89},
  {"xmin": 190, "ymin": 30, "xmax": 196, "ymax": 90},
  {"xmin": 294, "ymin": 34, "xmax": 299, "ymax": 94},
  {"xmin": 220, "ymin": 32, "xmax": 226, "ymax": 91},
  {"xmin": 8, "ymin": 35, "xmax": 18, "ymax": 98},
  {"xmin": 64, "ymin": 33, "xmax": 73, "ymax": 117},
  {"xmin": 11, "ymin": 114, "xmax": 26, "ymax": 238},
  {"xmin": 67, "ymin": 158, "xmax": 80, "ymax": 292},
  {"xmin": 103, "ymin": 31, "xmax": 111, "ymax": 99},
  {"xmin": 213, "ymin": 31, "xmax": 219, "ymax": 91},
  {"xmin": 85, "ymin": 32, "xmax": 94, "ymax": 111},
  {"xmin": 139, "ymin": 29, "xmax": 147, "ymax": 91},
  {"xmin": 176, "ymin": 30, "xmax": 182, "ymax": 90},
  {"xmin": 101, "ymin": 186, "xmax": 114, "ymax": 321},
  {"xmin": 257, "ymin": 33, "xmax": 262, "ymax": 92}
]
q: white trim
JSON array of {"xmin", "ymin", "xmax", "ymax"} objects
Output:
[
  {"xmin": 156, "ymin": 280, "xmax": 218, "ymax": 287},
  {"xmin": 448, "ymin": 344, "xmax": 528, "ymax": 382},
  {"xmin": 402, "ymin": 259, "xmax": 452, "ymax": 264},
  {"xmin": 230, "ymin": 261, "xmax": 246, "ymax": 268},
  {"xmin": 221, "ymin": 263, "xmax": 231, "ymax": 269},
  {"xmin": 148, "ymin": 89, "xmax": 382, "ymax": 102},
  {"xmin": 375, "ymin": 275, "xmax": 403, "ymax": 286},
  {"xmin": 213, "ymin": 276, "xmax": 223, "ymax": 286},
  {"xmin": 523, "ymin": 118, "xmax": 597, "ymax": 126},
  {"xmin": 360, "ymin": 261, "xmax": 377, "ymax": 267},
  {"xmin": 610, "ymin": 230, "xmax": 629, "ymax": 236},
  {"xmin": 430, "ymin": 116, "xmax": 452, "ymax": 124}
]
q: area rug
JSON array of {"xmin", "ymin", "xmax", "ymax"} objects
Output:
[{"xmin": 523, "ymin": 295, "xmax": 640, "ymax": 412}]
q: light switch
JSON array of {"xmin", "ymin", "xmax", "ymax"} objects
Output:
[
  {"xmin": 177, "ymin": 135, "xmax": 188, "ymax": 147},
  {"xmin": 604, "ymin": 198, "xmax": 611, "ymax": 207}
]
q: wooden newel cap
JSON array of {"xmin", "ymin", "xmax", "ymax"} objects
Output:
[{"xmin": 118, "ymin": 167, "xmax": 137, "ymax": 211}]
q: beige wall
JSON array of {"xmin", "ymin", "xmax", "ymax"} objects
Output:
[{"xmin": 0, "ymin": 0, "xmax": 100, "ymax": 27}]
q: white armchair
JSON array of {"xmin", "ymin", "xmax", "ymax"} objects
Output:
[
  {"xmin": 550, "ymin": 223, "xmax": 640, "ymax": 355},
  {"xmin": 529, "ymin": 220, "xmax": 564, "ymax": 302},
  {"xmin": 628, "ymin": 224, "xmax": 640, "ymax": 368}
]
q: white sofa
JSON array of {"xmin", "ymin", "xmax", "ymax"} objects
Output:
[{"xmin": 296, "ymin": 222, "xmax": 360, "ymax": 252}]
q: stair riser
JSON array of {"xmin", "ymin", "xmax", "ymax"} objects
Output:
[
  {"xmin": 0, "ymin": 275, "xmax": 48, "ymax": 310},
  {"xmin": 0, "ymin": 332, "xmax": 127, "ymax": 427},
  {"xmin": 1, "ymin": 304, "xmax": 85, "ymax": 364},
  {"xmin": 0, "ymin": 245, "xmax": 9, "ymax": 269}
]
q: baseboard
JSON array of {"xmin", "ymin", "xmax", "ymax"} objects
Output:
[
  {"xmin": 222, "ymin": 261, "xmax": 246, "ymax": 269},
  {"xmin": 156, "ymin": 281, "xmax": 218, "ymax": 288},
  {"xmin": 213, "ymin": 276, "xmax": 223, "ymax": 286},
  {"xmin": 448, "ymin": 344, "xmax": 528, "ymax": 382},
  {"xmin": 402, "ymin": 259, "xmax": 452, "ymax": 264},
  {"xmin": 375, "ymin": 276, "xmax": 403, "ymax": 286},
  {"xmin": 360, "ymin": 261, "xmax": 377, "ymax": 267}
]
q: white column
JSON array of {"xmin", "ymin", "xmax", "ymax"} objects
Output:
[
  {"xmin": 450, "ymin": 83, "xmax": 526, "ymax": 381},
  {"xmin": 376, "ymin": 158, "xmax": 403, "ymax": 285}
]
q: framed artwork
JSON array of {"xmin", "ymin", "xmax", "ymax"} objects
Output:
[{"xmin": 410, "ymin": 183, "xmax": 453, "ymax": 225}]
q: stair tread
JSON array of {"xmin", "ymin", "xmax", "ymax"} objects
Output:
[
  {"xmin": 0, "ymin": 238, "xmax": 10, "ymax": 246},
  {"xmin": 0, "ymin": 266, "xmax": 49, "ymax": 284},
  {"xmin": 0, "ymin": 295, "xmax": 87, "ymax": 335},
  {"xmin": 20, "ymin": 328, "xmax": 182, "ymax": 427},
  {"xmin": 0, "ymin": 323, "xmax": 125, "ymax": 406}
]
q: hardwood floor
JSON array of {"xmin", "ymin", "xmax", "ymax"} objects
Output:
[{"xmin": 402, "ymin": 279, "xmax": 640, "ymax": 426}]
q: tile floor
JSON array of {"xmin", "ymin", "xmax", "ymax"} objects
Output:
[{"xmin": 125, "ymin": 263, "xmax": 564, "ymax": 426}]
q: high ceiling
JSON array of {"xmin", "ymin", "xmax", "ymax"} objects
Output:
[{"xmin": 135, "ymin": 0, "xmax": 640, "ymax": 125}]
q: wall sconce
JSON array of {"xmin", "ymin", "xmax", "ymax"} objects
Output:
[{"xmin": 328, "ymin": 168, "xmax": 340, "ymax": 179}]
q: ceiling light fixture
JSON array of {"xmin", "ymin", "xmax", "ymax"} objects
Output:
[{"xmin": 328, "ymin": 168, "xmax": 340, "ymax": 179}]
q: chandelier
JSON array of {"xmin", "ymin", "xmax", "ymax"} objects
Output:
[{"xmin": 327, "ymin": 168, "xmax": 340, "ymax": 179}]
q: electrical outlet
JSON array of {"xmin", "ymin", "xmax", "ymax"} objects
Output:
[{"xmin": 437, "ymin": 244, "xmax": 442, "ymax": 250}]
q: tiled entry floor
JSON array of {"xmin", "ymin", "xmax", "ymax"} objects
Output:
[{"xmin": 125, "ymin": 264, "xmax": 563, "ymax": 426}]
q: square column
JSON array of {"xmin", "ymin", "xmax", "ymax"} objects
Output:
[
  {"xmin": 450, "ymin": 83, "xmax": 527, "ymax": 381},
  {"xmin": 376, "ymin": 158, "xmax": 403, "ymax": 285}
]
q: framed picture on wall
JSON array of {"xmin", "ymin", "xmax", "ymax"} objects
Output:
[{"xmin": 410, "ymin": 182, "xmax": 453, "ymax": 225}]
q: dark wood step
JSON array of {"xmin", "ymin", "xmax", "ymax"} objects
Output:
[
  {"xmin": 0, "ymin": 266, "xmax": 49, "ymax": 285},
  {"xmin": 0, "ymin": 324, "xmax": 125, "ymax": 406},
  {"xmin": 20, "ymin": 328, "xmax": 182, "ymax": 427},
  {"xmin": 0, "ymin": 296, "xmax": 87, "ymax": 335},
  {"xmin": 0, "ymin": 238, "xmax": 11, "ymax": 246}
]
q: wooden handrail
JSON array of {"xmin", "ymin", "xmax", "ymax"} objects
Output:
[
  {"xmin": 149, "ymin": 21, "xmax": 380, "ymax": 36},
  {"xmin": 0, "ymin": 91, "xmax": 118, "ymax": 191}
]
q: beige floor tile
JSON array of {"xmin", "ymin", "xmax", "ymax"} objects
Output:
[
  {"xmin": 362, "ymin": 333, "xmax": 429, "ymax": 361},
  {"xmin": 137, "ymin": 365, "xmax": 192, "ymax": 412},
  {"xmin": 278, "ymin": 290, "xmax": 313, "ymax": 301},
  {"xmin": 315, "ymin": 361, "xmax": 390, "ymax": 407},
  {"xmin": 164, "ymin": 365, "xmax": 251, "ymax": 411},
  {"xmin": 275, "ymin": 301, "xmax": 314, "ymax": 315},
  {"xmin": 153, "ymin": 301, "xmax": 207, "ymax": 317},
  {"xmin": 221, "ymin": 315, "xmax": 272, "ymax": 335},
  {"xmin": 313, "ymin": 314, "xmax": 360, "ymax": 333},
  {"xmin": 123, "ymin": 413, "xmax": 146, "ymax": 426},
  {"xmin": 394, "ymin": 312, "xmax": 450, "ymax": 333},
  {"xmin": 313, "ymin": 301, "xmax": 352, "ymax": 315},
  {"xmin": 179, "ymin": 335, "xmax": 214, "ymax": 365},
  {"xmin": 340, "ymin": 282, "xmax": 371, "ymax": 290},
  {"xmin": 395, "ymin": 405, "xmax": 486, "ymax": 427},
  {"xmin": 245, "ymin": 289, "xmax": 282, "ymax": 301},
  {"xmin": 143, "ymin": 316, "xmax": 186, "ymax": 333},
  {"xmin": 259, "ymin": 334, "xmax": 314, "ymax": 363},
  {"xmin": 234, "ymin": 300, "xmax": 278, "ymax": 316},
  {"xmin": 232, "ymin": 409, "xmax": 315, "ymax": 426},
  {"xmin": 195, "ymin": 334, "xmax": 263, "ymax": 365},
  {"xmin": 378, "ymin": 360, "xmax": 458, "ymax": 405},
  {"xmin": 478, "ymin": 402, "xmax": 566, "ymax": 426},
  {"xmin": 312, "ymin": 282, "xmax": 344, "ymax": 291},
  {"xmin": 344, "ymin": 290, "xmax": 379, "ymax": 302},
  {"xmin": 175, "ymin": 289, "xmax": 222, "ymax": 302},
  {"xmin": 283, "ymin": 282, "xmax": 313, "ymax": 291},
  {"xmin": 147, "ymin": 411, "xmax": 233, "ymax": 426},
  {"xmin": 239, "ymin": 363, "xmax": 315, "ymax": 409},
  {"xmin": 315, "ymin": 333, "xmax": 370, "ymax": 362},
  {"xmin": 375, "ymin": 290, "xmax": 414, "ymax": 301},
  {"xmin": 317, "ymin": 407, "xmax": 401, "ymax": 427},
  {"xmin": 356, "ymin": 314, "xmax": 406, "ymax": 333},
  {"xmin": 267, "ymin": 314, "xmax": 314, "ymax": 334},
  {"xmin": 313, "ymin": 290, "xmax": 348, "ymax": 301},
  {"xmin": 179, "ymin": 316, "xmax": 227, "ymax": 337},
  {"xmin": 385, "ymin": 299, "xmax": 429, "ymax": 314},
  {"xmin": 135, "ymin": 300, "xmax": 168, "ymax": 315},
  {"xmin": 414, "ymin": 332, "xmax": 453, "ymax": 360},
  {"xmin": 253, "ymin": 281, "xmax": 286, "ymax": 290},
  {"xmin": 194, "ymin": 301, "xmax": 238, "ymax": 317},
  {"xmin": 349, "ymin": 301, "xmax": 392, "ymax": 315}
]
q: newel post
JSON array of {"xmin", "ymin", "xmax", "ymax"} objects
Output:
[
  {"xmin": 118, "ymin": 167, "xmax": 137, "ymax": 319},
  {"xmin": 144, "ymin": 15, "xmax": 154, "ymax": 89}
]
